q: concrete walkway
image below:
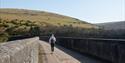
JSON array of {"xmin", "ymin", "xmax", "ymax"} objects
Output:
[{"xmin": 39, "ymin": 41, "xmax": 108, "ymax": 63}]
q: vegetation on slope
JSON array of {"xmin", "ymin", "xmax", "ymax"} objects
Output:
[
  {"xmin": 0, "ymin": 18, "xmax": 40, "ymax": 42},
  {"xmin": 96, "ymin": 21, "xmax": 125, "ymax": 30},
  {"xmin": 0, "ymin": 8, "xmax": 124, "ymax": 42},
  {"xmin": 0, "ymin": 8, "xmax": 97, "ymax": 28},
  {"xmin": 0, "ymin": 8, "xmax": 99, "ymax": 42}
]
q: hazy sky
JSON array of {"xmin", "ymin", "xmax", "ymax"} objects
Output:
[{"xmin": 0, "ymin": 0, "xmax": 125, "ymax": 23}]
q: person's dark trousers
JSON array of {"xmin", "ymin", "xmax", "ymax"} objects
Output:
[{"xmin": 51, "ymin": 43, "xmax": 55, "ymax": 52}]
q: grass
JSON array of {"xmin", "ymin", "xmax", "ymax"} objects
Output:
[
  {"xmin": 0, "ymin": 8, "xmax": 97, "ymax": 28},
  {"xmin": 0, "ymin": 8, "xmax": 99, "ymax": 42}
]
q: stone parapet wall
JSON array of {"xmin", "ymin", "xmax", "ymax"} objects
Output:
[
  {"xmin": 56, "ymin": 38, "xmax": 125, "ymax": 63},
  {"xmin": 0, "ymin": 37, "xmax": 39, "ymax": 63}
]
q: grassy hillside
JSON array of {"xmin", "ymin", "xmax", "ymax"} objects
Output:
[
  {"xmin": 0, "ymin": 8, "xmax": 97, "ymax": 28},
  {"xmin": 0, "ymin": 8, "xmax": 99, "ymax": 42},
  {"xmin": 0, "ymin": 8, "xmax": 124, "ymax": 42},
  {"xmin": 96, "ymin": 21, "xmax": 125, "ymax": 30}
]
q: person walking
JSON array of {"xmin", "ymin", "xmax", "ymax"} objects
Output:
[{"xmin": 49, "ymin": 34, "xmax": 56, "ymax": 54}]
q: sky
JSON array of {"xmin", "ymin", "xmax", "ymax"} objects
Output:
[{"xmin": 0, "ymin": 0, "xmax": 125, "ymax": 23}]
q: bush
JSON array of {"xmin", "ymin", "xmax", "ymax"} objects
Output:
[{"xmin": 0, "ymin": 32, "xmax": 9, "ymax": 43}]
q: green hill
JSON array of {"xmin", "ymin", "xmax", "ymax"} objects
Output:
[
  {"xmin": 0, "ymin": 8, "xmax": 97, "ymax": 28},
  {"xmin": 0, "ymin": 8, "xmax": 98, "ymax": 42},
  {"xmin": 96, "ymin": 21, "xmax": 125, "ymax": 30}
]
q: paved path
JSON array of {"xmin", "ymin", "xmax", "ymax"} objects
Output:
[{"xmin": 39, "ymin": 41, "xmax": 109, "ymax": 63}]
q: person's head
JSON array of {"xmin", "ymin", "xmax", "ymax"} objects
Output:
[{"xmin": 51, "ymin": 34, "xmax": 54, "ymax": 37}]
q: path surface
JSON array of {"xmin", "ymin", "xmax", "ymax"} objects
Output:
[{"xmin": 39, "ymin": 40, "xmax": 109, "ymax": 63}]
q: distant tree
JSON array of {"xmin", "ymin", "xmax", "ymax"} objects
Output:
[{"xmin": 29, "ymin": 26, "xmax": 40, "ymax": 36}]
